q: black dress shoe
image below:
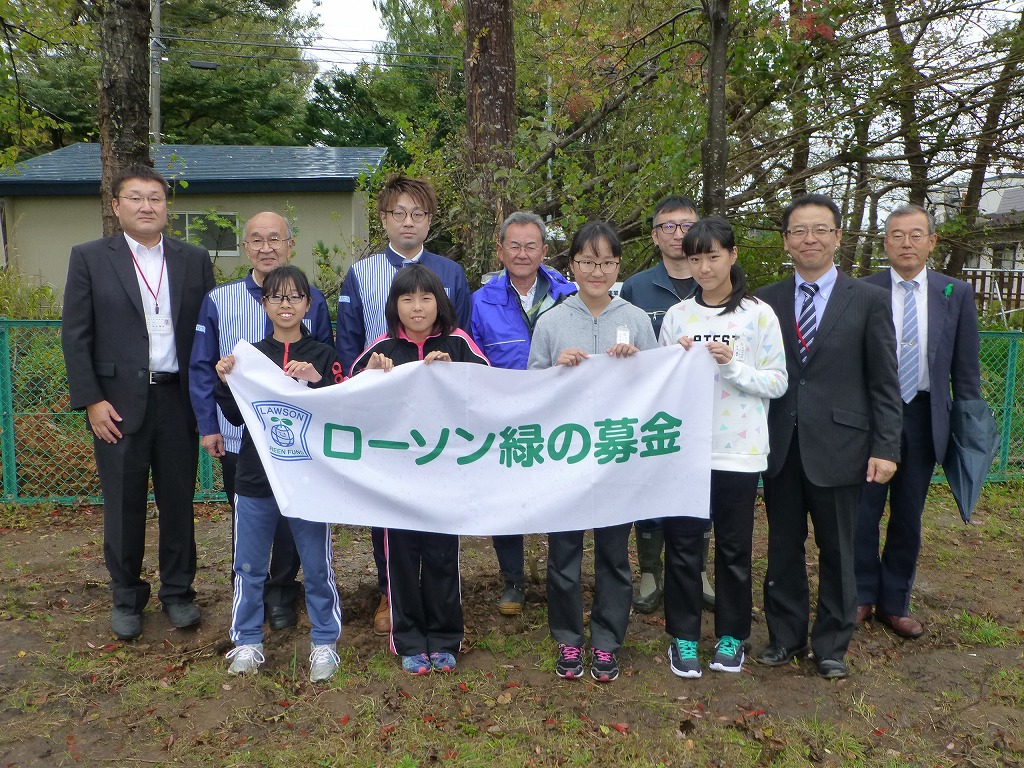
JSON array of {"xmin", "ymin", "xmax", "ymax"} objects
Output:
[
  {"xmin": 816, "ymin": 658, "xmax": 849, "ymax": 679},
  {"xmin": 755, "ymin": 643, "xmax": 809, "ymax": 666},
  {"xmin": 268, "ymin": 604, "xmax": 298, "ymax": 630},
  {"xmin": 111, "ymin": 608, "xmax": 143, "ymax": 640}
]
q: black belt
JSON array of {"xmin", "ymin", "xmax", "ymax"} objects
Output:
[{"xmin": 148, "ymin": 371, "xmax": 180, "ymax": 385}]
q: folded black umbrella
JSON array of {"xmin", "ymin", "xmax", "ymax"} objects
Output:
[{"xmin": 942, "ymin": 399, "xmax": 1000, "ymax": 524}]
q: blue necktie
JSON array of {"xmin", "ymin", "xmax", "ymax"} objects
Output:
[
  {"xmin": 899, "ymin": 280, "xmax": 920, "ymax": 403},
  {"xmin": 797, "ymin": 283, "xmax": 819, "ymax": 365}
]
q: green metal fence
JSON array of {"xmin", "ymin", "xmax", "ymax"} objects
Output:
[{"xmin": 0, "ymin": 319, "xmax": 1021, "ymax": 505}]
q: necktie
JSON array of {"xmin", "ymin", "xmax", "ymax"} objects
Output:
[
  {"xmin": 797, "ymin": 282, "xmax": 819, "ymax": 365},
  {"xmin": 899, "ymin": 280, "xmax": 920, "ymax": 403}
]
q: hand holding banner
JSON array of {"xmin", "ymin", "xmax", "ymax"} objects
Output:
[{"xmin": 224, "ymin": 341, "xmax": 715, "ymax": 535}]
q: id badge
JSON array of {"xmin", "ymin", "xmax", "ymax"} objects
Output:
[
  {"xmin": 732, "ymin": 338, "xmax": 747, "ymax": 362},
  {"xmin": 616, "ymin": 325, "xmax": 630, "ymax": 345},
  {"xmin": 147, "ymin": 315, "xmax": 173, "ymax": 335}
]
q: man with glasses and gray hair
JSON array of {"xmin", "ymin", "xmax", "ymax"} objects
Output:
[
  {"xmin": 854, "ymin": 204, "xmax": 980, "ymax": 639},
  {"xmin": 470, "ymin": 210, "xmax": 577, "ymax": 615},
  {"xmin": 335, "ymin": 175, "xmax": 472, "ymax": 636},
  {"xmin": 190, "ymin": 211, "xmax": 333, "ymax": 632}
]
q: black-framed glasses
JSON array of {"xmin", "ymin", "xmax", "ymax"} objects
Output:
[
  {"xmin": 387, "ymin": 209, "xmax": 430, "ymax": 223},
  {"xmin": 886, "ymin": 230, "xmax": 929, "ymax": 243},
  {"xmin": 654, "ymin": 221, "xmax": 695, "ymax": 234},
  {"xmin": 784, "ymin": 225, "xmax": 838, "ymax": 238},
  {"xmin": 573, "ymin": 259, "xmax": 620, "ymax": 274},
  {"xmin": 264, "ymin": 293, "xmax": 306, "ymax": 305}
]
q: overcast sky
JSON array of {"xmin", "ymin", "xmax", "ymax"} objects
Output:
[{"xmin": 294, "ymin": 0, "xmax": 387, "ymax": 71}]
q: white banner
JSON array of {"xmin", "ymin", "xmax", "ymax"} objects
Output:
[{"xmin": 225, "ymin": 341, "xmax": 714, "ymax": 535}]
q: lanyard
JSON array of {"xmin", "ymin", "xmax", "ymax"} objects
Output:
[{"xmin": 130, "ymin": 247, "xmax": 166, "ymax": 314}]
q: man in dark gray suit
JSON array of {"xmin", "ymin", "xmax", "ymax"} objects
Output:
[
  {"xmin": 755, "ymin": 193, "xmax": 902, "ymax": 679},
  {"xmin": 62, "ymin": 164, "xmax": 215, "ymax": 640},
  {"xmin": 855, "ymin": 204, "xmax": 981, "ymax": 639}
]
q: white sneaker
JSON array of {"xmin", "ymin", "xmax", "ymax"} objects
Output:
[
  {"xmin": 226, "ymin": 643, "xmax": 265, "ymax": 675},
  {"xmin": 309, "ymin": 643, "xmax": 341, "ymax": 682}
]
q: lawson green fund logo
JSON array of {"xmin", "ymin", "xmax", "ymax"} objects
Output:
[{"xmin": 253, "ymin": 401, "xmax": 313, "ymax": 461}]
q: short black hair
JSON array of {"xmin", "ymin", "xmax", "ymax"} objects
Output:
[
  {"xmin": 781, "ymin": 193, "xmax": 842, "ymax": 232},
  {"xmin": 261, "ymin": 265, "xmax": 311, "ymax": 300},
  {"xmin": 653, "ymin": 195, "xmax": 698, "ymax": 225},
  {"xmin": 385, "ymin": 264, "xmax": 457, "ymax": 338},
  {"xmin": 569, "ymin": 220, "xmax": 622, "ymax": 261},
  {"xmin": 112, "ymin": 164, "xmax": 170, "ymax": 198}
]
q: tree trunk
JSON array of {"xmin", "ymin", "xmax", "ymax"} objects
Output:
[
  {"xmin": 945, "ymin": 8, "xmax": 1024, "ymax": 277},
  {"xmin": 98, "ymin": 0, "xmax": 151, "ymax": 236},
  {"xmin": 881, "ymin": 0, "xmax": 927, "ymax": 206},
  {"xmin": 701, "ymin": 0, "xmax": 729, "ymax": 217},
  {"xmin": 464, "ymin": 0, "xmax": 515, "ymax": 280},
  {"xmin": 841, "ymin": 114, "xmax": 871, "ymax": 275}
]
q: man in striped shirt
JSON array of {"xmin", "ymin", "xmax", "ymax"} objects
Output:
[
  {"xmin": 190, "ymin": 211, "xmax": 333, "ymax": 631},
  {"xmin": 335, "ymin": 176, "xmax": 472, "ymax": 636}
]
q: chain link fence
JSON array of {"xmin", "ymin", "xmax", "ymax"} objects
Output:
[{"xmin": 1, "ymin": 319, "xmax": 1021, "ymax": 505}]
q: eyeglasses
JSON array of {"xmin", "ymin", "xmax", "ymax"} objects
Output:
[
  {"xmin": 886, "ymin": 230, "xmax": 930, "ymax": 243},
  {"xmin": 502, "ymin": 242, "xmax": 543, "ymax": 255},
  {"xmin": 244, "ymin": 237, "xmax": 289, "ymax": 250},
  {"xmin": 573, "ymin": 259, "xmax": 620, "ymax": 274},
  {"xmin": 654, "ymin": 221, "xmax": 696, "ymax": 234},
  {"xmin": 119, "ymin": 195, "xmax": 166, "ymax": 206},
  {"xmin": 263, "ymin": 293, "xmax": 306, "ymax": 305},
  {"xmin": 784, "ymin": 225, "xmax": 838, "ymax": 238},
  {"xmin": 386, "ymin": 209, "xmax": 430, "ymax": 223}
]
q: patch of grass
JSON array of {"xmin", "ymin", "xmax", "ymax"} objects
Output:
[
  {"xmin": 955, "ymin": 610, "xmax": 1014, "ymax": 647},
  {"xmin": 472, "ymin": 631, "xmax": 536, "ymax": 659},
  {"xmin": 990, "ymin": 666, "xmax": 1024, "ymax": 707}
]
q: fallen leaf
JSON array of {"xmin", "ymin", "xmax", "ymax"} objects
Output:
[
  {"xmin": 611, "ymin": 723, "xmax": 629, "ymax": 734},
  {"xmin": 496, "ymin": 692, "xmax": 512, "ymax": 705}
]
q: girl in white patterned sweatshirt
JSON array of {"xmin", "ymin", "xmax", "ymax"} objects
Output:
[{"xmin": 658, "ymin": 216, "xmax": 788, "ymax": 679}]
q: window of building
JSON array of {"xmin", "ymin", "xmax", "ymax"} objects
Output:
[
  {"xmin": 168, "ymin": 211, "xmax": 239, "ymax": 257},
  {"xmin": 991, "ymin": 242, "xmax": 1022, "ymax": 270}
]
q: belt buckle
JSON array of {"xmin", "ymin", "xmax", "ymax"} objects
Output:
[{"xmin": 149, "ymin": 371, "xmax": 163, "ymax": 385}]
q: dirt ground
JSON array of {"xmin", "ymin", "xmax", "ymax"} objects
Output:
[{"xmin": 1, "ymin": 484, "xmax": 1022, "ymax": 767}]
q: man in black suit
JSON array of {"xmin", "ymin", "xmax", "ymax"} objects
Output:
[
  {"xmin": 755, "ymin": 193, "xmax": 902, "ymax": 679},
  {"xmin": 855, "ymin": 204, "xmax": 981, "ymax": 638},
  {"xmin": 62, "ymin": 164, "xmax": 215, "ymax": 640}
]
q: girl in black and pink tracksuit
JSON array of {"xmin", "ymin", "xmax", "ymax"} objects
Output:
[{"xmin": 351, "ymin": 264, "xmax": 489, "ymax": 675}]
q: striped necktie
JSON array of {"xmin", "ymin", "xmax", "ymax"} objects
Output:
[
  {"xmin": 899, "ymin": 280, "xmax": 920, "ymax": 403},
  {"xmin": 797, "ymin": 282, "xmax": 819, "ymax": 365}
]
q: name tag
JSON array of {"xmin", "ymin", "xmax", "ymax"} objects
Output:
[
  {"xmin": 616, "ymin": 325, "xmax": 630, "ymax": 345},
  {"xmin": 732, "ymin": 338, "xmax": 747, "ymax": 363},
  {"xmin": 147, "ymin": 315, "xmax": 173, "ymax": 335}
]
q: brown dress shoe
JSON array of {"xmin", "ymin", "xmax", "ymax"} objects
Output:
[
  {"xmin": 856, "ymin": 604, "xmax": 873, "ymax": 626},
  {"xmin": 876, "ymin": 611, "xmax": 924, "ymax": 639},
  {"xmin": 373, "ymin": 594, "xmax": 391, "ymax": 636}
]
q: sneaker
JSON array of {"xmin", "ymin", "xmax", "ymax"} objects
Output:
[
  {"xmin": 555, "ymin": 643, "xmax": 584, "ymax": 679},
  {"xmin": 590, "ymin": 648, "xmax": 619, "ymax": 682},
  {"xmin": 226, "ymin": 643, "xmax": 265, "ymax": 675},
  {"xmin": 708, "ymin": 635, "xmax": 745, "ymax": 673},
  {"xmin": 668, "ymin": 638, "xmax": 702, "ymax": 679},
  {"xmin": 429, "ymin": 651, "xmax": 457, "ymax": 672},
  {"xmin": 401, "ymin": 653, "xmax": 431, "ymax": 675},
  {"xmin": 497, "ymin": 584, "xmax": 525, "ymax": 616},
  {"xmin": 309, "ymin": 643, "xmax": 341, "ymax": 683}
]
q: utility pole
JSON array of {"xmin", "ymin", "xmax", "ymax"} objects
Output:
[{"xmin": 150, "ymin": 0, "xmax": 161, "ymax": 144}]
